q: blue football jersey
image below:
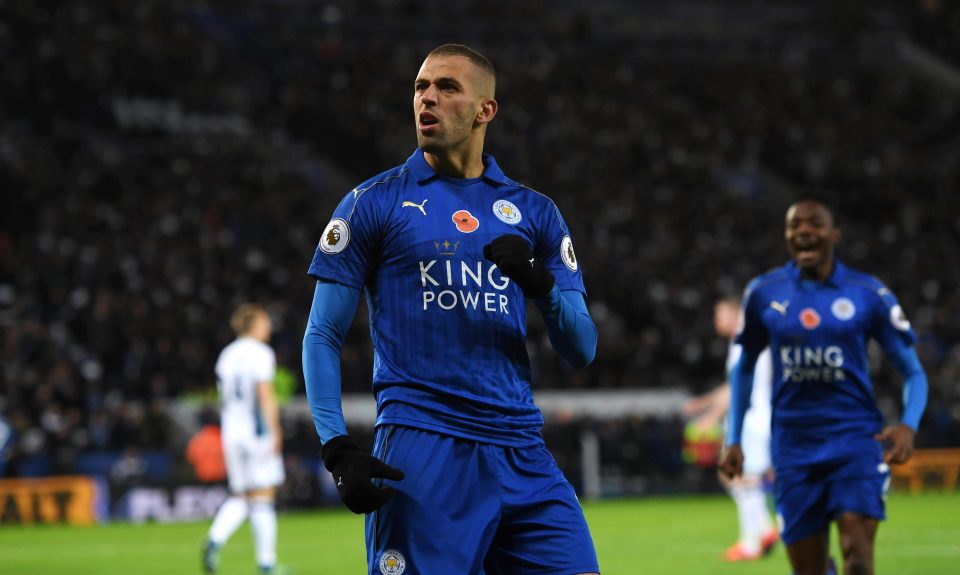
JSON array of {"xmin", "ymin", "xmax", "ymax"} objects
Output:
[
  {"xmin": 737, "ymin": 260, "xmax": 916, "ymax": 466},
  {"xmin": 307, "ymin": 149, "xmax": 585, "ymax": 447}
]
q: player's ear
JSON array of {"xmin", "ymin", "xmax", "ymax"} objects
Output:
[
  {"xmin": 830, "ymin": 227, "xmax": 841, "ymax": 245},
  {"xmin": 476, "ymin": 98, "xmax": 497, "ymax": 126}
]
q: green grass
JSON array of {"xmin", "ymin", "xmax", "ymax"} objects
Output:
[{"xmin": 1, "ymin": 492, "xmax": 958, "ymax": 574}]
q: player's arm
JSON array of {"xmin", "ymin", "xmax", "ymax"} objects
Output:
[
  {"xmin": 720, "ymin": 287, "xmax": 767, "ymax": 479},
  {"xmin": 682, "ymin": 383, "xmax": 725, "ymax": 417},
  {"xmin": 482, "ymin": 233, "xmax": 596, "ymax": 368},
  {"xmin": 256, "ymin": 380, "xmax": 282, "ymax": 454},
  {"xmin": 302, "ymin": 280, "xmax": 358, "ymax": 443},
  {"xmin": 874, "ymin": 346, "xmax": 928, "ymax": 464},
  {"xmin": 719, "ymin": 353, "xmax": 758, "ymax": 480},
  {"xmin": 725, "ymin": 350, "xmax": 759, "ymax": 446},
  {"xmin": 302, "ymin": 280, "xmax": 404, "ymax": 514},
  {"xmin": 871, "ymin": 289, "xmax": 928, "ymax": 464},
  {"xmin": 688, "ymin": 383, "xmax": 730, "ymax": 431},
  {"xmin": 533, "ymin": 285, "xmax": 597, "ymax": 368}
]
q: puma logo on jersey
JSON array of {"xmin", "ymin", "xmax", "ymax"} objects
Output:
[
  {"xmin": 770, "ymin": 300, "xmax": 790, "ymax": 315},
  {"xmin": 337, "ymin": 476, "xmax": 343, "ymax": 487},
  {"xmin": 529, "ymin": 258, "xmax": 535, "ymax": 267},
  {"xmin": 402, "ymin": 199, "xmax": 428, "ymax": 216}
]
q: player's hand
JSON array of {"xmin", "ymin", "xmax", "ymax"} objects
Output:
[
  {"xmin": 875, "ymin": 424, "xmax": 915, "ymax": 464},
  {"xmin": 483, "ymin": 234, "xmax": 555, "ymax": 299},
  {"xmin": 321, "ymin": 435, "xmax": 405, "ymax": 514},
  {"xmin": 719, "ymin": 444, "xmax": 744, "ymax": 480}
]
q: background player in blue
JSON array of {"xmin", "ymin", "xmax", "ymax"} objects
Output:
[
  {"xmin": 720, "ymin": 198, "xmax": 928, "ymax": 575},
  {"xmin": 302, "ymin": 44, "xmax": 600, "ymax": 575}
]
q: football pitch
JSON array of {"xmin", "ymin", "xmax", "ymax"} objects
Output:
[{"xmin": 2, "ymin": 492, "xmax": 957, "ymax": 574}]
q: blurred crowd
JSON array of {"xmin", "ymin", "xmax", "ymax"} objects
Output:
[{"xmin": 2, "ymin": 0, "xmax": 959, "ymax": 479}]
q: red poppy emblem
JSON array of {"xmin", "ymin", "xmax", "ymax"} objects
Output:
[
  {"xmin": 799, "ymin": 308, "xmax": 821, "ymax": 330},
  {"xmin": 452, "ymin": 210, "xmax": 480, "ymax": 233}
]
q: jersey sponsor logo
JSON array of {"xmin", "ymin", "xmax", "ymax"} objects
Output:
[
  {"xmin": 379, "ymin": 549, "xmax": 406, "ymax": 574},
  {"xmin": 890, "ymin": 305, "xmax": 911, "ymax": 331},
  {"xmin": 401, "ymin": 198, "xmax": 428, "ymax": 216},
  {"xmin": 799, "ymin": 307, "xmax": 821, "ymax": 330},
  {"xmin": 770, "ymin": 300, "xmax": 790, "ymax": 316},
  {"xmin": 831, "ymin": 297, "xmax": 856, "ymax": 321},
  {"xmin": 319, "ymin": 218, "xmax": 350, "ymax": 254},
  {"xmin": 492, "ymin": 199, "xmax": 522, "ymax": 224},
  {"xmin": 560, "ymin": 235, "xmax": 578, "ymax": 271},
  {"xmin": 419, "ymin": 259, "xmax": 511, "ymax": 313},
  {"xmin": 780, "ymin": 345, "xmax": 845, "ymax": 383},
  {"xmin": 452, "ymin": 209, "xmax": 480, "ymax": 233}
]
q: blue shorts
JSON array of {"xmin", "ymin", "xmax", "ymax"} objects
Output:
[
  {"xmin": 365, "ymin": 425, "xmax": 599, "ymax": 575},
  {"xmin": 774, "ymin": 455, "xmax": 890, "ymax": 545}
]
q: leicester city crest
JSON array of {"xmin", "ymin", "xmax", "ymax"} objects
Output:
[
  {"xmin": 492, "ymin": 199, "xmax": 522, "ymax": 225},
  {"xmin": 379, "ymin": 549, "xmax": 406, "ymax": 575},
  {"xmin": 831, "ymin": 297, "xmax": 856, "ymax": 321}
]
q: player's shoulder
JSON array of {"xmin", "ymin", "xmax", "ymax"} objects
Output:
[
  {"xmin": 745, "ymin": 264, "xmax": 792, "ymax": 297},
  {"xmin": 501, "ymin": 176, "xmax": 553, "ymax": 203},
  {"xmin": 838, "ymin": 263, "xmax": 889, "ymax": 294},
  {"xmin": 232, "ymin": 337, "xmax": 274, "ymax": 360},
  {"xmin": 836, "ymin": 263, "xmax": 902, "ymax": 310},
  {"xmin": 350, "ymin": 163, "xmax": 410, "ymax": 202},
  {"xmin": 499, "ymin": 176, "xmax": 570, "ymax": 225}
]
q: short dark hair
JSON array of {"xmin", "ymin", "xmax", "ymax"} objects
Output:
[
  {"xmin": 427, "ymin": 43, "xmax": 496, "ymax": 81},
  {"xmin": 790, "ymin": 193, "xmax": 838, "ymax": 221}
]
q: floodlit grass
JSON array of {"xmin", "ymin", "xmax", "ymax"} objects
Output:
[{"xmin": 1, "ymin": 492, "xmax": 957, "ymax": 574}]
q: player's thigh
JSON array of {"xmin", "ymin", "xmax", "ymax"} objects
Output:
[
  {"xmin": 224, "ymin": 439, "xmax": 284, "ymax": 493},
  {"xmin": 835, "ymin": 511, "xmax": 879, "ymax": 560},
  {"xmin": 222, "ymin": 440, "xmax": 252, "ymax": 493},
  {"xmin": 483, "ymin": 444, "xmax": 599, "ymax": 575},
  {"xmin": 785, "ymin": 531, "xmax": 831, "ymax": 575},
  {"xmin": 365, "ymin": 426, "xmax": 499, "ymax": 575},
  {"xmin": 826, "ymin": 454, "xmax": 889, "ymax": 523},
  {"xmin": 774, "ymin": 465, "xmax": 832, "ymax": 546}
]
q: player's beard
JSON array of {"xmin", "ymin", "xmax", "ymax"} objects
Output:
[{"xmin": 416, "ymin": 114, "xmax": 473, "ymax": 155}]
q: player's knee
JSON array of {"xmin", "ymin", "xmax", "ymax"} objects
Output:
[
  {"xmin": 840, "ymin": 539, "xmax": 873, "ymax": 575},
  {"xmin": 843, "ymin": 556, "xmax": 872, "ymax": 575}
]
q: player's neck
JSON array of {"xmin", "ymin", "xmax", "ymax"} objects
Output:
[
  {"xmin": 800, "ymin": 257, "xmax": 835, "ymax": 282},
  {"xmin": 423, "ymin": 144, "xmax": 485, "ymax": 179}
]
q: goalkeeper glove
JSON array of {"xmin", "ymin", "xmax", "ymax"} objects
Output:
[
  {"xmin": 483, "ymin": 234, "xmax": 555, "ymax": 298},
  {"xmin": 321, "ymin": 435, "xmax": 405, "ymax": 514}
]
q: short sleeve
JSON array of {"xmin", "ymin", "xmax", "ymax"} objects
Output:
[
  {"xmin": 535, "ymin": 200, "xmax": 586, "ymax": 294},
  {"xmin": 307, "ymin": 188, "xmax": 383, "ymax": 289}
]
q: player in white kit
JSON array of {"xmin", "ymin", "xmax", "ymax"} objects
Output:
[
  {"xmin": 203, "ymin": 304, "xmax": 288, "ymax": 575},
  {"xmin": 683, "ymin": 296, "xmax": 777, "ymax": 561}
]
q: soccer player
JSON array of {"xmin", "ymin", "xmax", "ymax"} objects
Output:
[
  {"xmin": 302, "ymin": 44, "xmax": 600, "ymax": 575},
  {"xmin": 720, "ymin": 198, "xmax": 928, "ymax": 575},
  {"xmin": 683, "ymin": 296, "xmax": 778, "ymax": 561},
  {"xmin": 203, "ymin": 304, "xmax": 289, "ymax": 575}
]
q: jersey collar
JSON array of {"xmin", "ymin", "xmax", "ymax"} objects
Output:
[
  {"xmin": 406, "ymin": 148, "xmax": 508, "ymax": 185},
  {"xmin": 786, "ymin": 259, "xmax": 847, "ymax": 287}
]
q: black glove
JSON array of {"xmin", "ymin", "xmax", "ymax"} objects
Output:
[
  {"xmin": 483, "ymin": 234, "xmax": 555, "ymax": 298},
  {"xmin": 321, "ymin": 435, "xmax": 405, "ymax": 514}
]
